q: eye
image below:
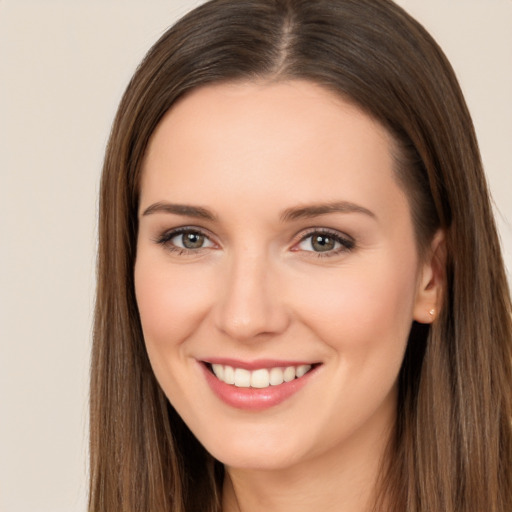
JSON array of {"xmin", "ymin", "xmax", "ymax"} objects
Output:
[
  {"xmin": 172, "ymin": 230, "xmax": 213, "ymax": 249},
  {"xmin": 156, "ymin": 227, "xmax": 215, "ymax": 253},
  {"xmin": 296, "ymin": 229, "xmax": 355, "ymax": 256}
]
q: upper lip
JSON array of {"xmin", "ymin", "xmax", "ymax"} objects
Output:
[{"xmin": 201, "ymin": 358, "xmax": 319, "ymax": 371}]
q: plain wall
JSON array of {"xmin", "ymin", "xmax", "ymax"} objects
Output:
[{"xmin": 0, "ymin": 1, "xmax": 510, "ymax": 511}]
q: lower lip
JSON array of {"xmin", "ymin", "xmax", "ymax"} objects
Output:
[{"xmin": 200, "ymin": 363, "xmax": 318, "ymax": 411}]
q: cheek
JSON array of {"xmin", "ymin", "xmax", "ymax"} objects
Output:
[
  {"xmin": 293, "ymin": 254, "xmax": 419, "ymax": 354},
  {"xmin": 134, "ymin": 257, "xmax": 213, "ymax": 349},
  {"xmin": 133, "ymin": 257, "xmax": 215, "ymax": 413}
]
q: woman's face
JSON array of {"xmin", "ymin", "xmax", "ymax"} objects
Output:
[{"xmin": 135, "ymin": 80, "xmax": 437, "ymax": 471}]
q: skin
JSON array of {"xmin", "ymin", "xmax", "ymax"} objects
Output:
[{"xmin": 135, "ymin": 80, "xmax": 442, "ymax": 512}]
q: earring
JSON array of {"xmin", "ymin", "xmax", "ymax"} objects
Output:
[{"xmin": 429, "ymin": 308, "xmax": 435, "ymax": 317}]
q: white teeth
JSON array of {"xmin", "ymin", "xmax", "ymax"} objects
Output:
[
  {"xmin": 211, "ymin": 364, "xmax": 224, "ymax": 380},
  {"xmin": 234, "ymin": 368, "xmax": 251, "ymax": 387},
  {"xmin": 224, "ymin": 365, "xmax": 235, "ymax": 385},
  {"xmin": 251, "ymin": 369, "xmax": 270, "ymax": 388},
  {"xmin": 283, "ymin": 366, "xmax": 296, "ymax": 382},
  {"xmin": 210, "ymin": 363, "xmax": 312, "ymax": 388},
  {"xmin": 269, "ymin": 367, "xmax": 284, "ymax": 386},
  {"xmin": 296, "ymin": 364, "xmax": 310, "ymax": 378}
]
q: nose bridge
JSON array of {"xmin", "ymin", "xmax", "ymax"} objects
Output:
[{"xmin": 214, "ymin": 245, "xmax": 288, "ymax": 341}]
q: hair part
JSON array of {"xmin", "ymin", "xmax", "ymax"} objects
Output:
[{"xmin": 90, "ymin": 1, "xmax": 512, "ymax": 511}]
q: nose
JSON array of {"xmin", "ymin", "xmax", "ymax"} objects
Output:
[{"xmin": 213, "ymin": 250, "xmax": 290, "ymax": 342}]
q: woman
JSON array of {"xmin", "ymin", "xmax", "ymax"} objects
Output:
[{"xmin": 89, "ymin": 0, "xmax": 512, "ymax": 511}]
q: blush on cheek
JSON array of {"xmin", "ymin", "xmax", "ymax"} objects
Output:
[
  {"xmin": 297, "ymin": 264, "xmax": 416, "ymax": 352},
  {"xmin": 135, "ymin": 263, "xmax": 213, "ymax": 349}
]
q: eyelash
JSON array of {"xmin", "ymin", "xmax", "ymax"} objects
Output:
[
  {"xmin": 154, "ymin": 226, "xmax": 355, "ymax": 258},
  {"xmin": 294, "ymin": 228, "xmax": 355, "ymax": 258},
  {"xmin": 154, "ymin": 227, "xmax": 215, "ymax": 256}
]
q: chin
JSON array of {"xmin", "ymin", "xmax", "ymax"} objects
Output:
[
  {"xmin": 210, "ymin": 444, "xmax": 307, "ymax": 472},
  {"xmin": 191, "ymin": 421, "xmax": 321, "ymax": 472}
]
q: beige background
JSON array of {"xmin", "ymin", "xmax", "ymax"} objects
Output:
[{"xmin": 0, "ymin": 1, "xmax": 510, "ymax": 511}]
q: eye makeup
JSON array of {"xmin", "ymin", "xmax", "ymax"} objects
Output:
[
  {"xmin": 154, "ymin": 226, "xmax": 217, "ymax": 256},
  {"xmin": 293, "ymin": 227, "xmax": 356, "ymax": 258},
  {"xmin": 153, "ymin": 224, "xmax": 355, "ymax": 259}
]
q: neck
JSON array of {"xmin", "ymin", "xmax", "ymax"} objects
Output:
[{"xmin": 222, "ymin": 416, "xmax": 394, "ymax": 512}]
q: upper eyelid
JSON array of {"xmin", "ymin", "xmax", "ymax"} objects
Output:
[{"xmin": 158, "ymin": 225, "xmax": 214, "ymax": 237}]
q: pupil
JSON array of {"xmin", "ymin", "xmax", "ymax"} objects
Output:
[
  {"xmin": 312, "ymin": 235, "xmax": 335, "ymax": 252},
  {"xmin": 183, "ymin": 232, "xmax": 204, "ymax": 249}
]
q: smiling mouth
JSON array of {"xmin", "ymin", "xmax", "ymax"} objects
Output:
[{"xmin": 205, "ymin": 363, "xmax": 318, "ymax": 389}]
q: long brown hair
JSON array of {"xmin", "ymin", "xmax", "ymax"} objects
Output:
[{"xmin": 90, "ymin": 1, "xmax": 512, "ymax": 510}]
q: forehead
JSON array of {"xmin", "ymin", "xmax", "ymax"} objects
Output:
[
  {"xmin": 145, "ymin": 79, "xmax": 393, "ymax": 163},
  {"xmin": 140, "ymin": 80, "xmax": 407, "ymax": 227}
]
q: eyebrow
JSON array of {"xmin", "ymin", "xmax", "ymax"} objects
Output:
[
  {"xmin": 280, "ymin": 201, "xmax": 376, "ymax": 222},
  {"xmin": 141, "ymin": 201, "xmax": 217, "ymax": 220},
  {"xmin": 141, "ymin": 200, "xmax": 376, "ymax": 223}
]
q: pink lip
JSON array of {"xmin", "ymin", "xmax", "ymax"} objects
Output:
[{"xmin": 199, "ymin": 360, "xmax": 320, "ymax": 411}]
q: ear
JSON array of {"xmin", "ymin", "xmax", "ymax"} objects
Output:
[{"xmin": 413, "ymin": 229, "xmax": 446, "ymax": 324}]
